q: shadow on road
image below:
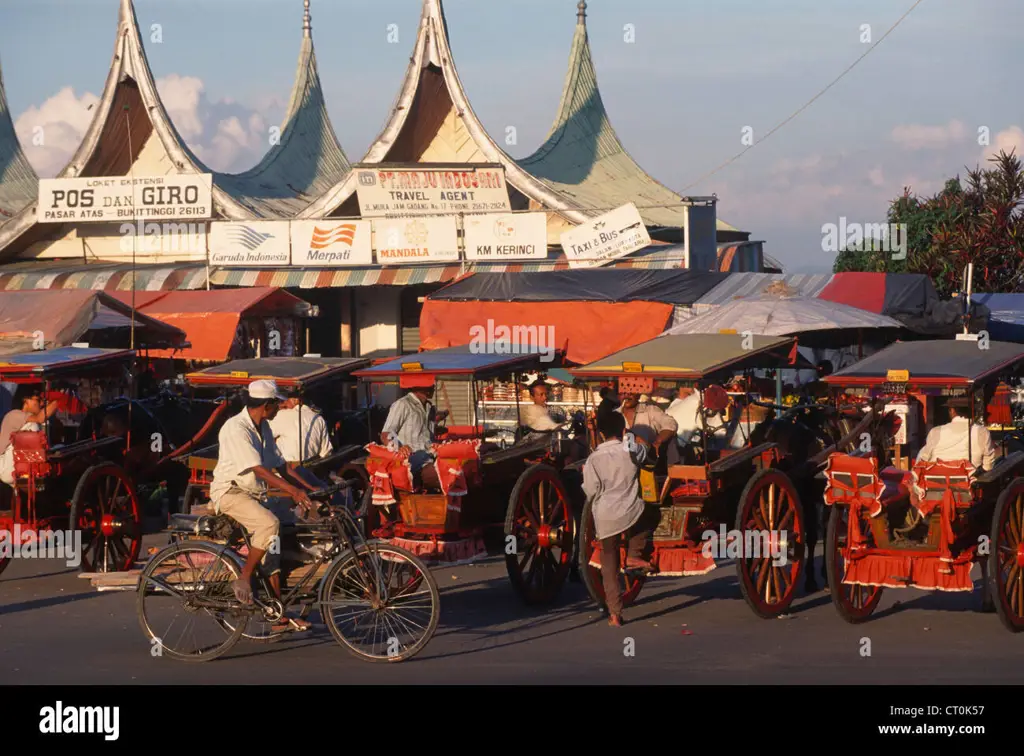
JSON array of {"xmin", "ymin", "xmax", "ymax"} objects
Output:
[{"xmin": 0, "ymin": 589, "xmax": 103, "ymax": 615}]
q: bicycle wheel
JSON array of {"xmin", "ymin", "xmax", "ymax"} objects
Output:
[
  {"xmin": 136, "ymin": 541, "xmax": 248, "ymax": 662},
  {"xmin": 319, "ymin": 543, "xmax": 440, "ymax": 663}
]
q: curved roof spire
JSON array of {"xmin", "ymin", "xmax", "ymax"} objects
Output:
[
  {"xmin": 214, "ymin": 0, "xmax": 351, "ymax": 216},
  {"xmin": 0, "ymin": 56, "xmax": 38, "ymax": 221},
  {"xmin": 301, "ymin": 0, "xmax": 592, "ymax": 222},
  {"xmin": 518, "ymin": 1, "xmax": 739, "ymax": 233}
]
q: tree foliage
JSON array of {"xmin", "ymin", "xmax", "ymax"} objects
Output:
[{"xmin": 833, "ymin": 149, "xmax": 1024, "ymax": 297}]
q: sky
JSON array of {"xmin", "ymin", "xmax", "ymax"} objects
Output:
[{"xmin": 1, "ymin": 0, "xmax": 1021, "ymax": 273}]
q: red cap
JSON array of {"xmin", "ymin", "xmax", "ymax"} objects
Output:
[{"xmin": 399, "ymin": 373, "xmax": 436, "ymax": 389}]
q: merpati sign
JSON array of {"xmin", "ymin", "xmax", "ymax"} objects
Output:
[{"xmin": 36, "ymin": 174, "xmax": 213, "ymax": 223}]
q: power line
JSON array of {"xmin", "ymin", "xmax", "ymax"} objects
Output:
[{"xmin": 678, "ymin": 0, "xmax": 927, "ymax": 193}]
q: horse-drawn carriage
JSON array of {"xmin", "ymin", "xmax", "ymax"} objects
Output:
[
  {"xmin": 352, "ymin": 345, "xmax": 590, "ymax": 605},
  {"xmin": 569, "ymin": 333, "xmax": 872, "ymax": 618},
  {"xmin": 0, "ymin": 347, "xmax": 144, "ymax": 576},
  {"xmin": 177, "ymin": 355, "xmax": 371, "ymax": 515},
  {"xmin": 820, "ymin": 338, "xmax": 1024, "ymax": 632}
]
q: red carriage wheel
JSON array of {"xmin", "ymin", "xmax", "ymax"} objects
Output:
[
  {"xmin": 69, "ymin": 463, "xmax": 142, "ymax": 573},
  {"xmin": 989, "ymin": 478, "xmax": 1024, "ymax": 633},
  {"xmin": 734, "ymin": 468, "xmax": 805, "ymax": 618},
  {"xmin": 578, "ymin": 497, "xmax": 645, "ymax": 612},
  {"xmin": 826, "ymin": 504, "xmax": 883, "ymax": 623},
  {"xmin": 504, "ymin": 464, "xmax": 576, "ymax": 605}
]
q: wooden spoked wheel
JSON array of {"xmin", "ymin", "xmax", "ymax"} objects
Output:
[
  {"xmin": 69, "ymin": 463, "xmax": 142, "ymax": 573},
  {"xmin": 734, "ymin": 468, "xmax": 805, "ymax": 618},
  {"xmin": 989, "ymin": 478, "xmax": 1024, "ymax": 632},
  {"xmin": 826, "ymin": 504, "xmax": 883, "ymax": 623},
  {"xmin": 578, "ymin": 497, "xmax": 645, "ymax": 612},
  {"xmin": 504, "ymin": 464, "xmax": 575, "ymax": 605}
]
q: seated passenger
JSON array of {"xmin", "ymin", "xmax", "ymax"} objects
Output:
[
  {"xmin": 0, "ymin": 385, "xmax": 59, "ymax": 486},
  {"xmin": 667, "ymin": 385, "xmax": 745, "ymax": 452},
  {"xmin": 380, "ymin": 382, "xmax": 445, "ymax": 490},
  {"xmin": 617, "ymin": 389, "xmax": 679, "ymax": 466},
  {"xmin": 519, "ymin": 380, "xmax": 565, "ymax": 436},
  {"xmin": 916, "ymin": 396, "xmax": 996, "ymax": 475}
]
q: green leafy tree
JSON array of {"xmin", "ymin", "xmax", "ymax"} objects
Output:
[{"xmin": 834, "ymin": 150, "xmax": 1024, "ymax": 296}]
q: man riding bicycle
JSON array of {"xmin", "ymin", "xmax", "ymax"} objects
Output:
[{"xmin": 210, "ymin": 379, "xmax": 320, "ymax": 633}]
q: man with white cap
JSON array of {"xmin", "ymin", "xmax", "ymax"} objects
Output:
[{"xmin": 211, "ymin": 379, "xmax": 318, "ymax": 632}]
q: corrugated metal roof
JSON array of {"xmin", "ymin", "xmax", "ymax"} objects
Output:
[
  {"xmin": 0, "ymin": 57, "xmax": 38, "ymax": 221},
  {"xmin": 692, "ymin": 272, "xmax": 835, "ymax": 311},
  {"xmin": 517, "ymin": 7, "xmax": 738, "ymax": 233}
]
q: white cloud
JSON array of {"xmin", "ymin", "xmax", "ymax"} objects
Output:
[
  {"xmin": 13, "ymin": 75, "xmax": 285, "ymax": 178},
  {"xmin": 981, "ymin": 125, "xmax": 1024, "ymax": 164},
  {"xmin": 868, "ymin": 166, "xmax": 885, "ymax": 187},
  {"xmin": 14, "ymin": 87, "xmax": 100, "ymax": 177},
  {"xmin": 890, "ymin": 119, "xmax": 966, "ymax": 151}
]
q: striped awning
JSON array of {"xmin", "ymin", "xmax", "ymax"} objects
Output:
[
  {"xmin": 210, "ymin": 264, "xmax": 465, "ymax": 289},
  {"xmin": 0, "ymin": 260, "xmax": 208, "ymax": 292}
]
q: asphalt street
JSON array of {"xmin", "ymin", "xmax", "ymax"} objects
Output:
[{"xmin": 2, "ymin": 532, "xmax": 1023, "ymax": 684}]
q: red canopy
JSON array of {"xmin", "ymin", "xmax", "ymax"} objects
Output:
[
  {"xmin": 419, "ymin": 300, "xmax": 674, "ymax": 365},
  {"xmin": 109, "ymin": 287, "xmax": 311, "ymax": 361}
]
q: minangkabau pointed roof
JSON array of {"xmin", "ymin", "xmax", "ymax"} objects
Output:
[
  {"xmin": 0, "ymin": 57, "xmax": 38, "ymax": 221},
  {"xmin": 518, "ymin": 1, "xmax": 738, "ymax": 233},
  {"xmin": 213, "ymin": 0, "xmax": 351, "ymax": 216},
  {"xmin": 301, "ymin": 0, "xmax": 592, "ymax": 223}
]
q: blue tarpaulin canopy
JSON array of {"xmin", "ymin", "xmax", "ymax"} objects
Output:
[
  {"xmin": 973, "ymin": 293, "xmax": 1024, "ymax": 342},
  {"xmin": 353, "ymin": 344, "xmax": 564, "ymax": 381}
]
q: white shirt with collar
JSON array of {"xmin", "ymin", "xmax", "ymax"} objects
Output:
[
  {"xmin": 210, "ymin": 407, "xmax": 287, "ymax": 504},
  {"xmin": 916, "ymin": 416, "xmax": 996, "ymax": 472},
  {"xmin": 269, "ymin": 405, "xmax": 333, "ymax": 463},
  {"xmin": 520, "ymin": 402, "xmax": 561, "ymax": 431},
  {"xmin": 381, "ymin": 392, "xmax": 433, "ymax": 452},
  {"xmin": 582, "ymin": 437, "xmax": 648, "ymax": 540},
  {"xmin": 616, "ymin": 402, "xmax": 678, "ymax": 445}
]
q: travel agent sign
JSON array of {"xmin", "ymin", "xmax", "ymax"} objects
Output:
[
  {"xmin": 560, "ymin": 202, "xmax": 651, "ymax": 268},
  {"xmin": 355, "ymin": 165, "xmax": 511, "ymax": 217},
  {"xmin": 36, "ymin": 174, "xmax": 213, "ymax": 223}
]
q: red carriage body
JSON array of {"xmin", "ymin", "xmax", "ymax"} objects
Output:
[
  {"xmin": 569, "ymin": 333, "xmax": 833, "ymax": 618},
  {"xmin": 0, "ymin": 347, "xmax": 144, "ymax": 576},
  {"xmin": 821, "ymin": 337, "xmax": 1024, "ymax": 630},
  {"xmin": 353, "ymin": 345, "xmax": 586, "ymax": 605}
]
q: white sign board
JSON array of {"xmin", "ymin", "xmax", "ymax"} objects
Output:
[
  {"xmin": 560, "ymin": 203, "xmax": 651, "ymax": 268},
  {"xmin": 355, "ymin": 166, "xmax": 511, "ymax": 217},
  {"xmin": 290, "ymin": 220, "xmax": 373, "ymax": 266},
  {"xmin": 37, "ymin": 174, "xmax": 212, "ymax": 223},
  {"xmin": 463, "ymin": 212, "xmax": 548, "ymax": 260},
  {"xmin": 209, "ymin": 221, "xmax": 291, "ymax": 266},
  {"xmin": 884, "ymin": 402, "xmax": 908, "ymax": 445},
  {"xmin": 373, "ymin": 216, "xmax": 459, "ymax": 264}
]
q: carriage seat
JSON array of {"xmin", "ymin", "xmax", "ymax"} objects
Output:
[
  {"xmin": 911, "ymin": 460, "xmax": 975, "ymax": 518},
  {"xmin": 11, "ymin": 430, "xmax": 50, "ymax": 480}
]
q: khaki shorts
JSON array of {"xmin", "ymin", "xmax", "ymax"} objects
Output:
[{"xmin": 214, "ymin": 487, "xmax": 296, "ymax": 577}]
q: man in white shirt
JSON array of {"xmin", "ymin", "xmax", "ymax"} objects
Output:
[
  {"xmin": 617, "ymin": 389, "xmax": 678, "ymax": 466},
  {"xmin": 582, "ymin": 411, "xmax": 660, "ymax": 626},
  {"xmin": 211, "ymin": 379, "xmax": 318, "ymax": 632},
  {"xmin": 916, "ymin": 396, "xmax": 997, "ymax": 473},
  {"xmin": 269, "ymin": 396, "xmax": 333, "ymax": 465},
  {"xmin": 667, "ymin": 385, "xmax": 748, "ymax": 451}
]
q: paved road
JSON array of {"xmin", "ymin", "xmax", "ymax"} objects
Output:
[{"xmin": 2, "ymin": 533, "xmax": 1023, "ymax": 684}]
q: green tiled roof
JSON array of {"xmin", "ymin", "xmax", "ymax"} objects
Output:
[
  {"xmin": 0, "ymin": 57, "xmax": 38, "ymax": 221},
  {"xmin": 518, "ymin": 5, "xmax": 738, "ymax": 232}
]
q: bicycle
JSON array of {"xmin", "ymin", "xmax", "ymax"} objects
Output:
[{"xmin": 136, "ymin": 481, "xmax": 440, "ymax": 663}]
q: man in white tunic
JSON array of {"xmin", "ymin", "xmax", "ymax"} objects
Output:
[
  {"xmin": 211, "ymin": 380, "xmax": 318, "ymax": 632},
  {"xmin": 582, "ymin": 411, "xmax": 660, "ymax": 627},
  {"xmin": 269, "ymin": 396, "xmax": 333, "ymax": 465},
  {"xmin": 916, "ymin": 396, "xmax": 996, "ymax": 474}
]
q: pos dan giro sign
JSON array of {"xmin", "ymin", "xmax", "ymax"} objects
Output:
[{"xmin": 36, "ymin": 174, "xmax": 213, "ymax": 223}]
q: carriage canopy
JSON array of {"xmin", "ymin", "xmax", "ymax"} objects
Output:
[
  {"xmin": 353, "ymin": 344, "xmax": 566, "ymax": 386},
  {"xmin": 569, "ymin": 333, "xmax": 803, "ymax": 384},
  {"xmin": 186, "ymin": 356, "xmax": 370, "ymax": 391},
  {"xmin": 0, "ymin": 346, "xmax": 136, "ymax": 382},
  {"xmin": 823, "ymin": 339, "xmax": 1024, "ymax": 388}
]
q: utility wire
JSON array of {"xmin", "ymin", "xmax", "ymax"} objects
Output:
[{"xmin": 678, "ymin": 0, "xmax": 927, "ymax": 193}]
